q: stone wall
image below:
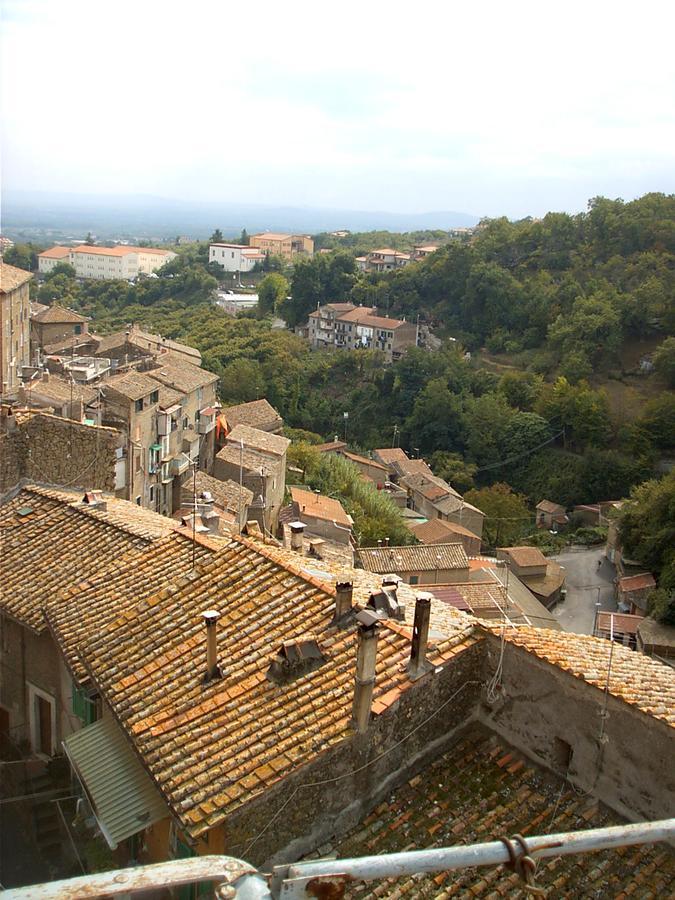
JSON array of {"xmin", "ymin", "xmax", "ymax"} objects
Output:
[
  {"xmin": 0, "ymin": 410, "xmax": 121, "ymax": 493},
  {"xmin": 478, "ymin": 634, "xmax": 675, "ymax": 824},
  {"xmin": 219, "ymin": 641, "xmax": 484, "ymax": 869}
]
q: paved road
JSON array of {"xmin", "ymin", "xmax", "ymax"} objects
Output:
[{"xmin": 550, "ymin": 547, "xmax": 616, "ymax": 634}]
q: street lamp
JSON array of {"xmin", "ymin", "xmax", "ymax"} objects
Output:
[{"xmin": 343, "ymin": 411, "xmax": 349, "ymax": 442}]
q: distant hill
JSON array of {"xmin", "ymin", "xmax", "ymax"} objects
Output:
[{"xmin": 1, "ymin": 191, "xmax": 478, "ymax": 241}]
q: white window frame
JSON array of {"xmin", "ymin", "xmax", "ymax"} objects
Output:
[{"xmin": 27, "ymin": 682, "xmax": 57, "ymax": 757}]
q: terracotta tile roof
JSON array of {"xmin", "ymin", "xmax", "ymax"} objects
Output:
[
  {"xmin": 147, "ymin": 357, "xmax": 218, "ymax": 394},
  {"xmin": 536, "ymin": 499, "xmax": 566, "ymax": 513},
  {"xmin": 335, "ymin": 724, "xmax": 675, "ymax": 897},
  {"xmin": 499, "ymin": 546, "xmax": 548, "ymax": 568},
  {"xmin": 618, "ymin": 573, "xmax": 656, "ymax": 593},
  {"xmin": 215, "ymin": 443, "xmax": 281, "ymax": 476},
  {"xmin": 104, "ymin": 371, "xmax": 162, "ymax": 402},
  {"xmin": 226, "ymin": 423, "xmax": 290, "ymax": 457},
  {"xmin": 409, "ymin": 518, "xmax": 479, "ymax": 545},
  {"xmin": 395, "ymin": 456, "xmax": 435, "ymax": 478},
  {"xmin": 0, "ymin": 262, "xmax": 32, "ymax": 292},
  {"xmin": 32, "ymin": 304, "xmax": 89, "ymax": 324},
  {"xmin": 357, "ymin": 542, "xmax": 469, "ymax": 575},
  {"xmin": 372, "ymin": 448, "xmax": 409, "ymax": 465},
  {"xmin": 38, "ymin": 246, "xmax": 72, "ymax": 259},
  {"xmin": 315, "ymin": 440, "xmax": 348, "ymax": 453},
  {"xmin": 124, "ymin": 327, "xmax": 201, "ymax": 362},
  {"xmin": 184, "ymin": 471, "xmax": 254, "ymax": 513},
  {"xmin": 339, "ymin": 450, "xmax": 388, "ymax": 473},
  {"xmin": 220, "ymin": 399, "xmax": 282, "ymax": 432},
  {"xmin": 42, "ymin": 333, "xmax": 102, "ymax": 356},
  {"xmin": 496, "ymin": 626, "xmax": 675, "ymax": 727},
  {"xmin": 338, "ymin": 307, "xmax": 409, "ymax": 331},
  {"xmin": 0, "ymin": 485, "xmax": 177, "ymax": 632},
  {"xmin": 26, "ymin": 375, "xmax": 99, "ymax": 406},
  {"xmin": 76, "ymin": 534, "xmax": 481, "ymax": 839},
  {"xmin": 47, "ymin": 530, "xmax": 220, "ymax": 682},
  {"xmin": 70, "ymin": 245, "xmax": 172, "ymax": 257},
  {"xmin": 291, "ymin": 487, "xmax": 353, "ymax": 528}
]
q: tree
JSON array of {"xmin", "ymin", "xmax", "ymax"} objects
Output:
[
  {"xmin": 85, "ymin": 232, "xmax": 95, "ymax": 246},
  {"xmin": 219, "ymin": 358, "xmax": 266, "ymax": 403},
  {"xmin": 209, "ymin": 229, "xmax": 224, "ymax": 243},
  {"xmin": 403, "ymin": 378, "xmax": 464, "ymax": 455},
  {"xmin": 239, "ymin": 228, "xmax": 249, "ymax": 246},
  {"xmin": 429, "ymin": 451, "xmax": 477, "ymax": 492},
  {"xmin": 535, "ymin": 377, "xmax": 611, "ymax": 450},
  {"xmin": 3, "ymin": 242, "xmax": 42, "ymax": 271},
  {"xmin": 464, "ymin": 483, "xmax": 532, "ymax": 548},
  {"xmin": 257, "ymin": 273, "xmax": 289, "ymax": 318},
  {"xmin": 653, "ymin": 337, "xmax": 675, "ymax": 388},
  {"xmin": 616, "ymin": 471, "xmax": 675, "ymax": 591}
]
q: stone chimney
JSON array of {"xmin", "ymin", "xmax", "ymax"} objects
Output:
[
  {"xmin": 333, "ymin": 578, "xmax": 353, "ymax": 624},
  {"xmin": 196, "ymin": 492, "xmax": 220, "ymax": 535},
  {"xmin": 381, "ymin": 573, "xmax": 405, "ymax": 619},
  {"xmin": 202, "ymin": 609, "xmax": 222, "ymax": 682},
  {"xmin": 407, "ymin": 592, "xmax": 432, "ymax": 680},
  {"xmin": 352, "ymin": 610, "xmax": 380, "ymax": 733},
  {"xmin": 289, "ymin": 520, "xmax": 306, "ymax": 552}
]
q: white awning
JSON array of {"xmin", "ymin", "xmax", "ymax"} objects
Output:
[{"xmin": 63, "ymin": 717, "xmax": 167, "ymax": 849}]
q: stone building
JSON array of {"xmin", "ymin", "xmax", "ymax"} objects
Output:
[
  {"xmin": 30, "ymin": 304, "xmax": 90, "ymax": 357},
  {"xmin": 0, "ymin": 262, "xmax": 31, "ymax": 396}
]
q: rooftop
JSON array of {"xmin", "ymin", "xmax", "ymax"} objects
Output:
[
  {"xmin": 75, "ymin": 534, "xmax": 480, "ymax": 840},
  {"xmin": 338, "ymin": 307, "xmax": 409, "ymax": 331},
  {"xmin": 220, "ymin": 399, "xmax": 283, "ymax": 432},
  {"xmin": 215, "ymin": 443, "xmax": 282, "ymax": 476},
  {"xmin": 226, "ymin": 423, "xmax": 290, "ymax": 457},
  {"xmin": 0, "ymin": 262, "xmax": 32, "ymax": 293},
  {"xmin": 291, "ymin": 486, "xmax": 353, "ymax": 528},
  {"xmin": 104, "ymin": 370, "xmax": 163, "ymax": 402},
  {"xmin": 618, "ymin": 573, "xmax": 656, "ymax": 593},
  {"xmin": 373, "ymin": 447, "xmax": 409, "ymax": 466},
  {"xmin": 148, "ymin": 357, "xmax": 219, "ymax": 395},
  {"xmin": 536, "ymin": 499, "xmax": 566, "ymax": 513},
  {"xmin": 499, "ymin": 546, "xmax": 548, "ymax": 568},
  {"xmin": 24, "ymin": 374, "xmax": 99, "ymax": 406},
  {"xmin": 410, "ymin": 519, "xmax": 480, "ymax": 544},
  {"xmin": 32, "ymin": 303, "xmax": 89, "ymax": 324},
  {"xmin": 70, "ymin": 245, "xmax": 172, "ymax": 257},
  {"xmin": 47, "ymin": 530, "xmax": 220, "ymax": 682},
  {"xmin": 185, "ymin": 471, "xmax": 254, "ymax": 513},
  {"xmin": 334, "ymin": 723, "xmax": 675, "ymax": 897},
  {"xmin": 499, "ymin": 625, "xmax": 675, "ymax": 727},
  {"xmin": 38, "ymin": 246, "xmax": 72, "ymax": 259},
  {"xmin": 357, "ymin": 542, "xmax": 469, "ymax": 574},
  {"xmin": 339, "ymin": 450, "xmax": 388, "ymax": 474},
  {"xmin": 0, "ymin": 484, "xmax": 177, "ymax": 632}
]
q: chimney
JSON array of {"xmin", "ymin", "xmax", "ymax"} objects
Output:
[
  {"xmin": 333, "ymin": 578, "xmax": 353, "ymax": 624},
  {"xmin": 352, "ymin": 610, "xmax": 380, "ymax": 733},
  {"xmin": 381, "ymin": 573, "xmax": 404, "ymax": 620},
  {"xmin": 407, "ymin": 592, "xmax": 432, "ymax": 680},
  {"xmin": 289, "ymin": 520, "xmax": 306, "ymax": 552},
  {"xmin": 202, "ymin": 610, "xmax": 222, "ymax": 682},
  {"xmin": 42, "ymin": 370, "xmax": 50, "ymax": 382}
]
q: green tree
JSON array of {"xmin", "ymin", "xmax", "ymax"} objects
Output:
[
  {"xmin": 239, "ymin": 228, "xmax": 249, "ymax": 246},
  {"xmin": 209, "ymin": 229, "xmax": 224, "ymax": 243},
  {"xmin": 85, "ymin": 232, "xmax": 95, "ymax": 245},
  {"xmin": 429, "ymin": 451, "xmax": 477, "ymax": 492},
  {"xmin": 535, "ymin": 377, "xmax": 611, "ymax": 450},
  {"xmin": 616, "ymin": 471, "xmax": 675, "ymax": 591},
  {"xmin": 3, "ymin": 242, "xmax": 42, "ymax": 271},
  {"xmin": 464, "ymin": 482, "xmax": 532, "ymax": 548},
  {"xmin": 653, "ymin": 337, "xmax": 675, "ymax": 388},
  {"xmin": 257, "ymin": 273, "xmax": 289, "ymax": 318},
  {"xmin": 219, "ymin": 358, "xmax": 266, "ymax": 403}
]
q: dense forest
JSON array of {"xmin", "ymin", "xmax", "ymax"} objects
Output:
[{"xmin": 6, "ymin": 193, "xmax": 674, "ymax": 535}]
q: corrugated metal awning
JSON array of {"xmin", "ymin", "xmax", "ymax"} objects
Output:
[{"xmin": 63, "ymin": 717, "xmax": 168, "ymax": 849}]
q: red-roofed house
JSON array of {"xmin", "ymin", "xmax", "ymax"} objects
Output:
[{"xmin": 617, "ymin": 572, "xmax": 657, "ymax": 615}]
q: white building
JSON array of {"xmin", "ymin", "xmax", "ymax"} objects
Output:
[
  {"xmin": 209, "ymin": 242, "xmax": 265, "ymax": 273},
  {"xmin": 38, "ymin": 246, "xmax": 72, "ymax": 274},
  {"xmin": 38, "ymin": 245, "xmax": 176, "ymax": 280}
]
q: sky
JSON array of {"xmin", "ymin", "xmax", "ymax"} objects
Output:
[{"xmin": 2, "ymin": 0, "xmax": 675, "ymax": 219}]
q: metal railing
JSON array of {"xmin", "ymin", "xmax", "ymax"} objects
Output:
[{"xmin": 3, "ymin": 818, "xmax": 674, "ymax": 899}]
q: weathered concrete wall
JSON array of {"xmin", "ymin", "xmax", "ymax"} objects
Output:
[
  {"xmin": 478, "ymin": 635, "xmax": 675, "ymax": 825},
  {"xmin": 220, "ymin": 641, "xmax": 484, "ymax": 869},
  {"xmin": 0, "ymin": 411, "xmax": 121, "ymax": 493}
]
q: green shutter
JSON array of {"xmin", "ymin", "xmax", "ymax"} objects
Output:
[{"xmin": 71, "ymin": 682, "xmax": 96, "ymax": 725}]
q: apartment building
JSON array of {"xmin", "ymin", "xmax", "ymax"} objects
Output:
[
  {"xmin": 37, "ymin": 245, "xmax": 72, "ymax": 274},
  {"xmin": 249, "ymin": 232, "xmax": 314, "ymax": 260},
  {"xmin": 307, "ymin": 304, "xmax": 418, "ymax": 362},
  {"xmin": 37, "ymin": 245, "xmax": 176, "ymax": 280},
  {"xmin": 208, "ymin": 242, "xmax": 266, "ymax": 272},
  {"xmin": 0, "ymin": 263, "xmax": 31, "ymax": 396},
  {"xmin": 355, "ymin": 248, "xmax": 412, "ymax": 273}
]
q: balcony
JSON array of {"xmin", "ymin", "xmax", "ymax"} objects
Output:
[
  {"xmin": 197, "ymin": 407, "xmax": 216, "ymax": 434},
  {"xmin": 171, "ymin": 453, "xmax": 191, "ymax": 476}
]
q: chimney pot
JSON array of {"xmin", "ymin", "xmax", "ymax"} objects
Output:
[
  {"xmin": 352, "ymin": 616, "xmax": 380, "ymax": 733},
  {"xmin": 407, "ymin": 592, "xmax": 433, "ymax": 680},
  {"xmin": 333, "ymin": 578, "xmax": 353, "ymax": 624},
  {"xmin": 202, "ymin": 609, "xmax": 222, "ymax": 682},
  {"xmin": 289, "ymin": 520, "xmax": 306, "ymax": 552}
]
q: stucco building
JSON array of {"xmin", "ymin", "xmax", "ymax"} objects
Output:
[
  {"xmin": 0, "ymin": 263, "xmax": 31, "ymax": 396},
  {"xmin": 37, "ymin": 245, "xmax": 176, "ymax": 280},
  {"xmin": 249, "ymin": 233, "xmax": 314, "ymax": 260}
]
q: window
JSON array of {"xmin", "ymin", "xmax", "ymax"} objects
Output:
[
  {"xmin": 74, "ymin": 324, "xmax": 82, "ymax": 335},
  {"xmin": 150, "ymin": 390, "xmax": 159, "ymax": 404},
  {"xmin": 410, "ymin": 575, "xmax": 419, "ymax": 585},
  {"xmin": 135, "ymin": 398, "xmax": 144, "ymax": 413}
]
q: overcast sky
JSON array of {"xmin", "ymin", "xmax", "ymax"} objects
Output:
[{"xmin": 2, "ymin": 0, "xmax": 675, "ymax": 219}]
